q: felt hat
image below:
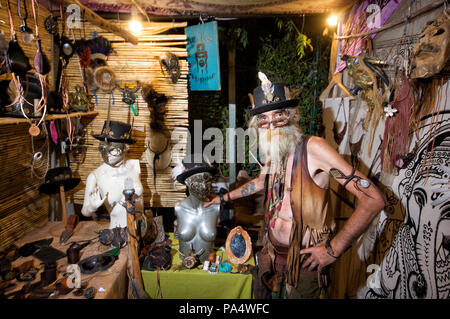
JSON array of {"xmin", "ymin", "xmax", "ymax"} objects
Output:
[
  {"xmin": 174, "ymin": 154, "xmax": 217, "ymax": 185},
  {"xmin": 93, "ymin": 120, "xmax": 136, "ymax": 144},
  {"xmin": 38, "ymin": 167, "xmax": 81, "ymax": 195},
  {"xmin": 248, "ymin": 71, "xmax": 298, "ymax": 116}
]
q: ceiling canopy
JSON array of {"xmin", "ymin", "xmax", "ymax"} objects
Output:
[{"xmin": 75, "ymin": 0, "xmax": 355, "ymax": 16}]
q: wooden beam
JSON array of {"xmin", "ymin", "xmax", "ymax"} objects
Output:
[{"xmin": 49, "ymin": 0, "xmax": 139, "ymax": 44}]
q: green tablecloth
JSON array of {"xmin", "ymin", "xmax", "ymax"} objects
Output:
[{"xmin": 142, "ymin": 233, "xmax": 254, "ymax": 299}]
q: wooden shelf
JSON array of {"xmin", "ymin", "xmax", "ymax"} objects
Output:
[{"xmin": 0, "ymin": 111, "xmax": 98, "ymax": 125}]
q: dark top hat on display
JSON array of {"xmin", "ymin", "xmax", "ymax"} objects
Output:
[
  {"xmin": 39, "ymin": 167, "xmax": 81, "ymax": 195},
  {"xmin": 248, "ymin": 71, "xmax": 299, "ymax": 116},
  {"xmin": 93, "ymin": 120, "xmax": 136, "ymax": 144},
  {"xmin": 175, "ymin": 154, "xmax": 218, "ymax": 185}
]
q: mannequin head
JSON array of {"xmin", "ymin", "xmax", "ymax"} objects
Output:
[
  {"xmin": 185, "ymin": 172, "xmax": 213, "ymax": 201},
  {"xmin": 98, "ymin": 141, "xmax": 128, "ymax": 167}
]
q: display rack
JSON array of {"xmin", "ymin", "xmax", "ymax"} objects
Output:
[{"xmin": 0, "ymin": 111, "xmax": 98, "ymax": 125}]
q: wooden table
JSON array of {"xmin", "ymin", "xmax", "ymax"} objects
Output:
[{"xmin": 6, "ymin": 221, "xmax": 129, "ymax": 299}]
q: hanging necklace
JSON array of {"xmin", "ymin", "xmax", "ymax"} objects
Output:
[
  {"xmin": 333, "ymin": 97, "xmax": 347, "ymax": 145},
  {"xmin": 266, "ymin": 157, "xmax": 288, "ymax": 228}
]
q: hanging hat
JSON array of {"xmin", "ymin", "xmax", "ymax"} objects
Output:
[
  {"xmin": 93, "ymin": 120, "xmax": 136, "ymax": 144},
  {"xmin": 173, "ymin": 154, "xmax": 217, "ymax": 185},
  {"xmin": 248, "ymin": 72, "xmax": 298, "ymax": 116},
  {"xmin": 146, "ymin": 130, "xmax": 172, "ymax": 170},
  {"xmin": 38, "ymin": 167, "xmax": 81, "ymax": 195}
]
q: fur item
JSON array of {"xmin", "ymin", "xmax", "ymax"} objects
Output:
[
  {"xmin": 85, "ymin": 67, "xmax": 98, "ymax": 91},
  {"xmin": 142, "ymin": 83, "xmax": 169, "ymax": 110}
]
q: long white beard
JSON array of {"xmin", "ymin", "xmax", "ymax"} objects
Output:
[{"xmin": 258, "ymin": 125, "xmax": 303, "ymax": 163}]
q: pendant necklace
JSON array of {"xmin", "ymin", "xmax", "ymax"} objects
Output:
[{"xmin": 267, "ymin": 157, "xmax": 288, "ymax": 228}]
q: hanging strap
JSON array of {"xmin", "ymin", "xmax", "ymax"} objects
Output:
[
  {"xmin": 6, "ymin": 0, "xmax": 16, "ymax": 40},
  {"xmin": 31, "ymin": 0, "xmax": 39, "ymax": 40}
]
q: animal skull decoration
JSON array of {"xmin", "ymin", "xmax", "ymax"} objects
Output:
[
  {"xmin": 160, "ymin": 52, "xmax": 181, "ymax": 84},
  {"xmin": 410, "ymin": 10, "xmax": 450, "ymax": 79}
]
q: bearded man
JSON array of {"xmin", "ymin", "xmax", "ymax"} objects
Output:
[{"xmin": 204, "ymin": 72, "xmax": 385, "ymax": 299}]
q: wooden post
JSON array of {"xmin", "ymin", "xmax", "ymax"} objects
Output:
[
  {"xmin": 228, "ymin": 38, "xmax": 236, "ymax": 185},
  {"xmin": 124, "ymin": 191, "xmax": 147, "ymax": 298},
  {"xmin": 59, "ymin": 184, "xmax": 67, "ymax": 226},
  {"xmin": 49, "ymin": 0, "xmax": 139, "ymax": 45}
]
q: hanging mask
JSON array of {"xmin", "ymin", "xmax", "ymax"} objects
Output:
[
  {"xmin": 160, "ymin": 52, "xmax": 181, "ymax": 84},
  {"xmin": 410, "ymin": 10, "xmax": 450, "ymax": 79},
  {"xmin": 118, "ymin": 82, "xmax": 140, "ymax": 105},
  {"xmin": 44, "ymin": 15, "xmax": 58, "ymax": 36}
]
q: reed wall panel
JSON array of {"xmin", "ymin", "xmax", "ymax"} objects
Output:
[
  {"xmin": 0, "ymin": 0, "xmax": 53, "ymax": 249},
  {"xmin": 65, "ymin": 19, "xmax": 189, "ymax": 208}
]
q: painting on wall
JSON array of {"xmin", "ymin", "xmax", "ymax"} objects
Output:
[
  {"xmin": 359, "ymin": 107, "xmax": 450, "ymax": 299},
  {"xmin": 185, "ymin": 21, "xmax": 221, "ymax": 91}
]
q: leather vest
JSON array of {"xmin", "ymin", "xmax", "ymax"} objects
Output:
[{"xmin": 267, "ymin": 135, "xmax": 335, "ymax": 287}]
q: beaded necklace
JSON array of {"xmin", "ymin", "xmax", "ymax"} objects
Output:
[{"xmin": 266, "ymin": 156, "xmax": 288, "ymax": 228}]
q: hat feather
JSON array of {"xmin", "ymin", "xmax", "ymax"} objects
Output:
[
  {"xmin": 171, "ymin": 158, "xmax": 185, "ymax": 186},
  {"xmin": 258, "ymin": 71, "xmax": 273, "ymax": 97}
]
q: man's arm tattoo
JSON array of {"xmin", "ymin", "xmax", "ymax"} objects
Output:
[{"xmin": 241, "ymin": 182, "xmax": 256, "ymax": 197}]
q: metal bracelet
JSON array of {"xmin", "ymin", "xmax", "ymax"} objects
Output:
[{"xmin": 325, "ymin": 238, "xmax": 339, "ymax": 259}]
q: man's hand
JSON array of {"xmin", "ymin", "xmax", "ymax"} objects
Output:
[
  {"xmin": 203, "ymin": 195, "xmax": 220, "ymax": 208},
  {"xmin": 300, "ymin": 242, "xmax": 338, "ymax": 273}
]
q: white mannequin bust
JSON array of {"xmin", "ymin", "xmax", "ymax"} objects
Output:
[{"xmin": 81, "ymin": 140, "xmax": 143, "ymax": 229}]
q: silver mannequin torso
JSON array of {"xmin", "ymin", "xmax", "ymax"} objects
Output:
[{"xmin": 174, "ymin": 195, "xmax": 220, "ymax": 262}]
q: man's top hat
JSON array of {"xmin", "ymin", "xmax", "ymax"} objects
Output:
[
  {"xmin": 175, "ymin": 154, "xmax": 217, "ymax": 185},
  {"xmin": 93, "ymin": 120, "xmax": 136, "ymax": 144},
  {"xmin": 248, "ymin": 71, "xmax": 298, "ymax": 116},
  {"xmin": 38, "ymin": 167, "xmax": 81, "ymax": 195}
]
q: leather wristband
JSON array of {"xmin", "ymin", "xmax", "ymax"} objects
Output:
[{"xmin": 325, "ymin": 238, "xmax": 339, "ymax": 259}]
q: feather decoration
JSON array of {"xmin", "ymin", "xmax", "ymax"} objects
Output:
[
  {"xmin": 171, "ymin": 158, "xmax": 185, "ymax": 186},
  {"xmin": 258, "ymin": 71, "xmax": 274, "ymax": 98},
  {"xmin": 74, "ymin": 36, "xmax": 112, "ymax": 60},
  {"xmin": 79, "ymin": 48, "xmax": 91, "ymax": 68}
]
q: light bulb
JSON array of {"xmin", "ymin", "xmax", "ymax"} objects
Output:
[
  {"xmin": 327, "ymin": 15, "xmax": 338, "ymax": 27},
  {"xmin": 129, "ymin": 20, "xmax": 142, "ymax": 36}
]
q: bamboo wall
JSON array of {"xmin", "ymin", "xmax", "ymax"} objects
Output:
[
  {"xmin": 65, "ymin": 19, "xmax": 189, "ymax": 208},
  {"xmin": 0, "ymin": 0, "xmax": 53, "ymax": 249}
]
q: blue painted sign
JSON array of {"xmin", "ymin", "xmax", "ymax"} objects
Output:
[{"xmin": 185, "ymin": 21, "xmax": 221, "ymax": 91}]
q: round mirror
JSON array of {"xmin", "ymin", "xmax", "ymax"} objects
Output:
[{"xmin": 225, "ymin": 226, "xmax": 252, "ymax": 265}]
